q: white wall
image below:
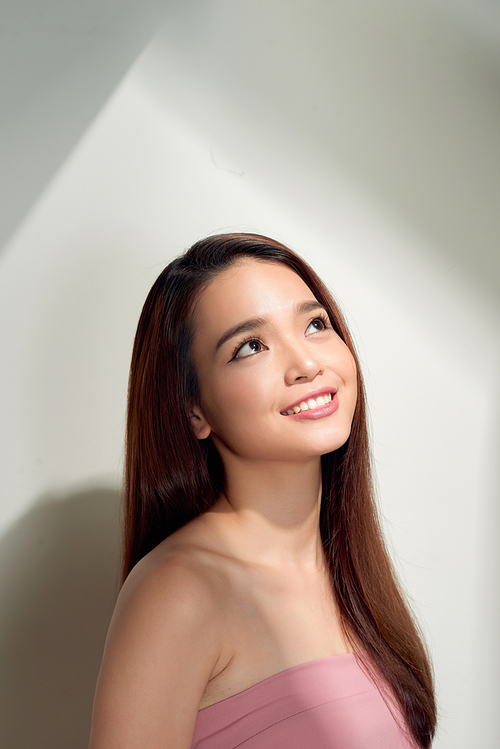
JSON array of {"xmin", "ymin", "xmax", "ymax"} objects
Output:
[{"xmin": 1, "ymin": 2, "xmax": 499, "ymax": 747}]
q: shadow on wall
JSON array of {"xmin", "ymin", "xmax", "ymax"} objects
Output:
[
  {"xmin": 0, "ymin": 487, "xmax": 121, "ymax": 749},
  {"xmin": 0, "ymin": 0, "xmax": 168, "ymax": 252}
]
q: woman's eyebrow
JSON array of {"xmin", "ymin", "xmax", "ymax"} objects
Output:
[
  {"xmin": 297, "ymin": 300, "xmax": 326, "ymax": 315},
  {"xmin": 215, "ymin": 317, "xmax": 266, "ymax": 352},
  {"xmin": 215, "ymin": 300, "xmax": 326, "ymax": 352}
]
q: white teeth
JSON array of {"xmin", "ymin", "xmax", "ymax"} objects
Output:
[{"xmin": 284, "ymin": 393, "xmax": 334, "ymax": 415}]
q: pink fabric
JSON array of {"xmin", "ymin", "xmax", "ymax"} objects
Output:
[{"xmin": 191, "ymin": 652, "xmax": 420, "ymax": 749}]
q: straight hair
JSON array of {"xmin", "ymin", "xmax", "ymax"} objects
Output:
[{"xmin": 123, "ymin": 232, "xmax": 436, "ymax": 748}]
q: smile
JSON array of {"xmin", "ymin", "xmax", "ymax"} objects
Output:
[{"xmin": 280, "ymin": 389, "xmax": 337, "ymax": 416}]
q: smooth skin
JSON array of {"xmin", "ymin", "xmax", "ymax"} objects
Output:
[{"xmin": 89, "ymin": 260, "xmax": 358, "ymax": 748}]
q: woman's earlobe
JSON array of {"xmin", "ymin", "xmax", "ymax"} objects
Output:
[{"xmin": 189, "ymin": 403, "xmax": 212, "ymax": 440}]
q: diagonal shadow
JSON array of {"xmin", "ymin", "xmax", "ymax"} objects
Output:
[
  {"xmin": 0, "ymin": 0, "xmax": 172, "ymax": 253},
  {"xmin": 0, "ymin": 486, "xmax": 121, "ymax": 749}
]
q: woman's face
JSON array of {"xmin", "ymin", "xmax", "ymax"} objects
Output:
[{"xmin": 190, "ymin": 259, "xmax": 358, "ymax": 464}]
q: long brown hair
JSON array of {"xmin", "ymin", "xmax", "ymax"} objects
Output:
[{"xmin": 123, "ymin": 232, "xmax": 436, "ymax": 747}]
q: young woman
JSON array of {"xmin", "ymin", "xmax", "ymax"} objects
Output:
[{"xmin": 89, "ymin": 233, "xmax": 436, "ymax": 749}]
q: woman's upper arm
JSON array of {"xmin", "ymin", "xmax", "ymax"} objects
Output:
[{"xmin": 88, "ymin": 553, "xmax": 225, "ymax": 749}]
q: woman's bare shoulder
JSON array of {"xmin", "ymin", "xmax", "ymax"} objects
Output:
[
  {"xmin": 144, "ymin": 509, "xmax": 243, "ymax": 587},
  {"xmin": 118, "ymin": 562, "xmax": 212, "ymax": 642},
  {"xmin": 127, "ymin": 526, "xmax": 226, "ymax": 600},
  {"xmin": 88, "ymin": 521, "xmax": 230, "ymax": 749}
]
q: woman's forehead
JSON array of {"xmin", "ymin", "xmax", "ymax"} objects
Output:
[
  {"xmin": 191, "ymin": 259, "xmax": 318, "ymax": 349},
  {"xmin": 197, "ymin": 259, "xmax": 313, "ymax": 314}
]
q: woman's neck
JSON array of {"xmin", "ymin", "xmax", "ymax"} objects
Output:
[{"xmin": 204, "ymin": 455, "xmax": 326, "ymax": 571}]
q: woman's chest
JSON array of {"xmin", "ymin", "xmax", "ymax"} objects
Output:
[{"xmin": 198, "ymin": 566, "xmax": 350, "ymax": 710}]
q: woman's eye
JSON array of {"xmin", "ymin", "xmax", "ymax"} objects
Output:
[
  {"xmin": 306, "ymin": 317, "xmax": 329, "ymax": 335},
  {"xmin": 234, "ymin": 339, "xmax": 264, "ymax": 359}
]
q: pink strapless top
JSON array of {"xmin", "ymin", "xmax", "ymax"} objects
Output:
[{"xmin": 191, "ymin": 652, "xmax": 419, "ymax": 748}]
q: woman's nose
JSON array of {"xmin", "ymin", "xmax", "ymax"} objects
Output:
[{"xmin": 283, "ymin": 343, "xmax": 323, "ymax": 385}]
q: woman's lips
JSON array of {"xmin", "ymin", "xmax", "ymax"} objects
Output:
[
  {"xmin": 281, "ymin": 392, "xmax": 339, "ymax": 419},
  {"xmin": 280, "ymin": 387, "xmax": 339, "ymax": 419}
]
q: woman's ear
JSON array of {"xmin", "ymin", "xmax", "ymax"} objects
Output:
[{"xmin": 189, "ymin": 402, "xmax": 212, "ymax": 440}]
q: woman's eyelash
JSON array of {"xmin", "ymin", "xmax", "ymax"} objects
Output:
[
  {"xmin": 312, "ymin": 313, "xmax": 331, "ymax": 330},
  {"xmin": 229, "ymin": 336, "xmax": 263, "ymax": 362}
]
